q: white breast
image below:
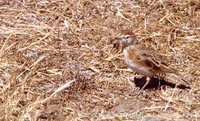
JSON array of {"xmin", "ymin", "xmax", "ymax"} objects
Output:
[{"xmin": 123, "ymin": 47, "xmax": 153, "ymax": 76}]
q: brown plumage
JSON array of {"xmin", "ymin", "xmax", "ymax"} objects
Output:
[
  {"xmin": 112, "ymin": 31, "xmax": 189, "ymax": 84},
  {"xmin": 124, "ymin": 45, "xmax": 177, "ymax": 76}
]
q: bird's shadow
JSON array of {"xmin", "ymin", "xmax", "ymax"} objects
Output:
[{"xmin": 132, "ymin": 77, "xmax": 190, "ymax": 90}]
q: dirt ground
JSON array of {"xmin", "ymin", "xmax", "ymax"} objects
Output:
[{"xmin": 0, "ymin": 0, "xmax": 200, "ymax": 120}]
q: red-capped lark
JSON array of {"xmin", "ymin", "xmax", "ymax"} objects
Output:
[{"xmin": 112, "ymin": 31, "xmax": 189, "ymax": 92}]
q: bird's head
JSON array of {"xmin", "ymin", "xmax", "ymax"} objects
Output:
[{"xmin": 112, "ymin": 31, "xmax": 137, "ymax": 52}]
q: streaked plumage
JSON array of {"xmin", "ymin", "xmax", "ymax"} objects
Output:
[
  {"xmin": 123, "ymin": 45, "xmax": 176, "ymax": 76},
  {"xmin": 112, "ymin": 30, "xmax": 189, "ymax": 85}
]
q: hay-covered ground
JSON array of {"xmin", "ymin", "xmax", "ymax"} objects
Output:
[{"xmin": 0, "ymin": 0, "xmax": 200, "ymax": 120}]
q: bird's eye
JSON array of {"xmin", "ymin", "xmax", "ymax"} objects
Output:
[{"xmin": 124, "ymin": 35, "xmax": 130, "ymax": 39}]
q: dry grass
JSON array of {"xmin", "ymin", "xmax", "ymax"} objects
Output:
[{"xmin": 0, "ymin": 0, "xmax": 200, "ymax": 120}]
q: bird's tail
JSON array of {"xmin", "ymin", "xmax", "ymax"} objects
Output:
[
  {"xmin": 163, "ymin": 67, "xmax": 190, "ymax": 85},
  {"xmin": 171, "ymin": 71, "xmax": 190, "ymax": 85}
]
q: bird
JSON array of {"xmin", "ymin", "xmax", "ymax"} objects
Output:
[{"xmin": 112, "ymin": 31, "xmax": 189, "ymax": 92}]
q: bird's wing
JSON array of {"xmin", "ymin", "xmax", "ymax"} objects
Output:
[
  {"xmin": 136, "ymin": 53, "xmax": 161, "ymax": 72},
  {"xmin": 138, "ymin": 50, "xmax": 176, "ymax": 73}
]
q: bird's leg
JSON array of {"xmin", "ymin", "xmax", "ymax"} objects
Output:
[
  {"xmin": 136, "ymin": 77, "xmax": 151, "ymax": 96},
  {"xmin": 141, "ymin": 77, "xmax": 151, "ymax": 90}
]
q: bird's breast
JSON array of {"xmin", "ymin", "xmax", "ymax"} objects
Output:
[
  {"xmin": 123, "ymin": 48, "xmax": 153, "ymax": 76},
  {"xmin": 125, "ymin": 58, "xmax": 153, "ymax": 76}
]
